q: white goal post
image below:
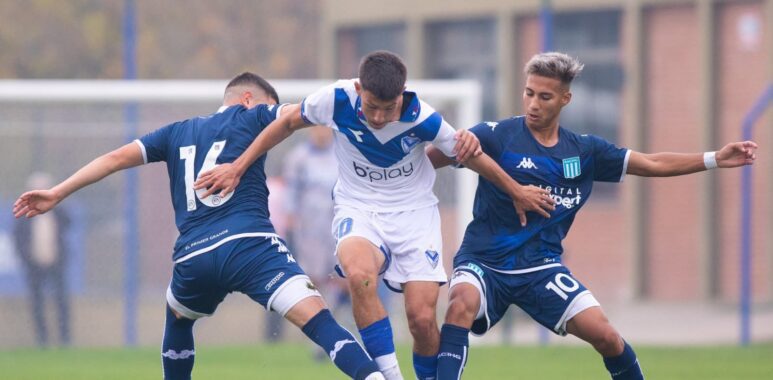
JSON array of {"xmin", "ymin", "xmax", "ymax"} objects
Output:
[{"xmin": 0, "ymin": 79, "xmax": 482, "ymax": 236}]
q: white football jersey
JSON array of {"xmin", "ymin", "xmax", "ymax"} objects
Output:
[{"xmin": 300, "ymin": 79, "xmax": 457, "ymax": 212}]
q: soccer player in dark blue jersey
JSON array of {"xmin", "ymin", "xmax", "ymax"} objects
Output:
[
  {"xmin": 13, "ymin": 72, "xmax": 384, "ymax": 380},
  {"xmin": 428, "ymin": 52, "xmax": 758, "ymax": 379},
  {"xmin": 194, "ymin": 52, "xmax": 554, "ymax": 380}
]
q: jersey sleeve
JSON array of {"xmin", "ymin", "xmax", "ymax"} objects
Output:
[
  {"xmin": 247, "ymin": 103, "xmax": 288, "ymax": 127},
  {"xmin": 300, "ymin": 82, "xmax": 340, "ymax": 126},
  {"xmin": 430, "ymin": 118, "xmax": 458, "ymax": 158},
  {"xmin": 135, "ymin": 123, "xmax": 175, "ymax": 164},
  {"xmin": 589, "ymin": 135, "xmax": 630, "ymax": 182},
  {"xmin": 469, "ymin": 122, "xmax": 504, "ymax": 159}
]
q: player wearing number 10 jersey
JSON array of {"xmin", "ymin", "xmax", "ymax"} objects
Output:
[
  {"xmin": 428, "ymin": 52, "xmax": 758, "ymax": 379},
  {"xmin": 13, "ymin": 72, "xmax": 383, "ymax": 380}
]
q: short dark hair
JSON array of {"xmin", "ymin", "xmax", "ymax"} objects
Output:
[
  {"xmin": 225, "ymin": 72, "xmax": 279, "ymax": 103},
  {"xmin": 358, "ymin": 51, "xmax": 407, "ymax": 100}
]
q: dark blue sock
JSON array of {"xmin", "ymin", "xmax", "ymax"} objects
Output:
[
  {"xmin": 603, "ymin": 341, "xmax": 644, "ymax": 380},
  {"xmin": 359, "ymin": 317, "xmax": 396, "ymax": 359},
  {"xmin": 162, "ymin": 306, "xmax": 196, "ymax": 380},
  {"xmin": 302, "ymin": 309, "xmax": 379, "ymax": 380},
  {"xmin": 437, "ymin": 324, "xmax": 469, "ymax": 380},
  {"xmin": 414, "ymin": 352, "xmax": 438, "ymax": 380}
]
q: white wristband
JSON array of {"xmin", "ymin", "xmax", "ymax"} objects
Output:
[{"xmin": 703, "ymin": 151, "xmax": 718, "ymax": 170}]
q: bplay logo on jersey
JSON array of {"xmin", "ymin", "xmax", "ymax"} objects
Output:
[
  {"xmin": 353, "ymin": 161, "xmax": 414, "ymax": 182},
  {"xmin": 516, "ymin": 157, "xmax": 538, "ymax": 170}
]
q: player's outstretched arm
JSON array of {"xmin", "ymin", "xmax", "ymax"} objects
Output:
[
  {"xmin": 627, "ymin": 140, "xmax": 758, "ymax": 177},
  {"xmin": 13, "ymin": 143, "xmax": 144, "ymax": 218},
  {"xmin": 194, "ymin": 104, "xmax": 309, "ymax": 197}
]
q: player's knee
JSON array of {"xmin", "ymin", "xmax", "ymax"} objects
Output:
[
  {"xmin": 345, "ymin": 270, "xmax": 379, "ymax": 296},
  {"xmin": 593, "ymin": 330, "xmax": 624, "ymax": 356},
  {"xmin": 406, "ymin": 308, "xmax": 438, "ymax": 339},
  {"xmin": 445, "ymin": 297, "xmax": 477, "ymax": 326},
  {"xmin": 166, "ymin": 305, "xmax": 195, "ymax": 327}
]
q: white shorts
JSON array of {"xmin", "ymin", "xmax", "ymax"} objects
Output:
[{"xmin": 331, "ymin": 204, "xmax": 446, "ymax": 291}]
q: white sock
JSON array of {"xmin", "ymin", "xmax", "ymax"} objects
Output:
[
  {"xmin": 375, "ymin": 353, "xmax": 403, "ymax": 380},
  {"xmin": 364, "ymin": 372, "xmax": 386, "ymax": 380}
]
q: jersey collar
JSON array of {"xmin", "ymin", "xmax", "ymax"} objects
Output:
[{"xmin": 354, "ymin": 90, "xmax": 421, "ymax": 124}]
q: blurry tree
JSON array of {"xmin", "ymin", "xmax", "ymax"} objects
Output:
[{"xmin": 0, "ymin": 0, "xmax": 320, "ymax": 79}]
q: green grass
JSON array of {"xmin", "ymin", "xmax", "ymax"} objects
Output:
[{"xmin": 1, "ymin": 343, "xmax": 772, "ymax": 379}]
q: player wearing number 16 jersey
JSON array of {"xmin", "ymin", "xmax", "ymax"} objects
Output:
[
  {"xmin": 13, "ymin": 72, "xmax": 383, "ymax": 380},
  {"xmin": 428, "ymin": 52, "xmax": 758, "ymax": 379},
  {"xmin": 193, "ymin": 51, "xmax": 555, "ymax": 380}
]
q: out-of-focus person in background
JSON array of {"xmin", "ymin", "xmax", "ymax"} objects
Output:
[
  {"xmin": 282, "ymin": 126, "xmax": 351, "ymax": 358},
  {"xmin": 283, "ymin": 126, "xmax": 345, "ymax": 307},
  {"xmin": 263, "ymin": 176, "xmax": 288, "ymax": 343},
  {"xmin": 13, "ymin": 172, "xmax": 72, "ymax": 347}
]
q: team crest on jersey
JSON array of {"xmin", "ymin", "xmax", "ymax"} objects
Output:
[
  {"xmin": 485, "ymin": 121, "xmax": 499, "ymax": 130},
  {"xmin": 562, "ymin": 157, "xmax": 581, "ymax": 179},
  {"xmin": 400, "ymin": 135, "xmax": 422, "ymax": 153},
  {"xmin": 425, "ymin": 250, "xmax": 440, "ymax": 269}
]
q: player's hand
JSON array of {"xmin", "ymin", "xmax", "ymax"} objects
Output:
[
  {"xmin": 717, "ymin": 141, "xmax": 758, "ymax": 168},
  {"xmin": 194, "ymin": 163, "xmax": 241, "ymax": 198},
  {"xmin": 511, "ymin": 185, "xmax": 555, "ymax": 227},
  {"xmin": 13, "ymin": 189, "xmax": 61, "ymax": 218},
  {"xmin": 453, "ymin": 129, "xmax": 483, "ymax": 163}
]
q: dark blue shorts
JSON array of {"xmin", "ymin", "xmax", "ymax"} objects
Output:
[
  {"xmin": 166, "ymin": 235, "xmax": 307, "ymax": 318},
  {"xmin": 451, "ymin": 262, "xmax": 597, "ymax": 336}
]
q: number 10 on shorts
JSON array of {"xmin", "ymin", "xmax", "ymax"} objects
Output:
[{"xmin": 545, "ymin": 273, "xmax": 580, "ymax": 300}]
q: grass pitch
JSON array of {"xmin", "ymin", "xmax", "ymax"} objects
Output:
[{"xmin": 1, "ymin": 343, "xmax": 771, "ymax": 379}]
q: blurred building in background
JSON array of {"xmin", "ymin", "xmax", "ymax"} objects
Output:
[
  {"xmin": 320, "ymin": 0, "xmax": 772, "ymax": 304},
  {"xmin": 0, "ymin": 0, "xmax": 770, "ymax": 348}
]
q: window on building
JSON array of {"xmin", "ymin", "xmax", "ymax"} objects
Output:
[
  {"xmin": 336, "ymin": 24, "xmax": 406, "ymax": 78},
  {"xmin": 554, "ymin": 9, "xmax": 623, "ymax": 198},
  {"xmin": 425, "ymin": 18, "xmax": 497, "ymax": 120}
]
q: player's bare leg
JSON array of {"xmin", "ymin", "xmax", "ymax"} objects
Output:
[
  {"xmin": 566, "ymin": 306, "xmax": 623, "ymax": 356},
  {"xmin": 404, "ymin": 281, "xmax": 440, "ymax": 354},
  {"xmin": 567, "ymin": 307, "xmax": 644, "ymax": 379},
  {"xmin": 284, "ymin": 295, "xmax": 384, "ymax": 380},
  {"xmin": 443, "ymin": 283, "xmax": 480, "ymax": 328},
  {"xmin": 338, "ymin": 237, "xmax": 388, "ymax": 327},
  {"xmin": 338, "ymin": 237, "xmax": 402, "ymax": 379},
  {"xmin": 436, "ymin": 283, "xmax": 480, "ymax": 379},
  {"xmin": 403, "ymin": 281, "xmax": 440, "ymax": 379}
]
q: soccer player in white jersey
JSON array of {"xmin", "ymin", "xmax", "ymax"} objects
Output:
[
  {"xmin": 427, "ymin": 52, "xmax": 758, "ymax": 379},
  {"xmin": 195, "ymin": 51, "xmax": 554, "ymax": 380},
  {"xmin": 13, "ymin": 73, "xmax": 385, "ymax": 380}
]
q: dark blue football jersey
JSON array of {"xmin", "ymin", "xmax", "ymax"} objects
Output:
[
  {"xmin": 136, "ymin": 104, "xmax": 284, "ymax": 262},
  {"xmin": 455, "ymin": 116, "xmax": 630, "ymax": 271}
]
